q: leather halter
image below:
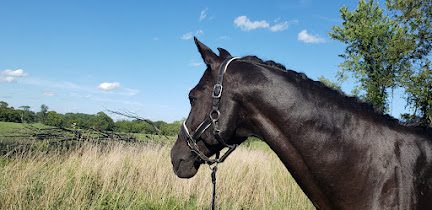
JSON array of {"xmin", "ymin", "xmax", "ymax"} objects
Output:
[{"xmin": 181, "ymin": 57, "xmax": 240, "ymax": 165}]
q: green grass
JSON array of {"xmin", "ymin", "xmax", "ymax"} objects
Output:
[
  {"xmin": 0, "ymin": 122, "xmax": 52, "ymax": 132},
  {"xmin": 0, "ymin": 121, "xmax": 28, "ymax": 133}
]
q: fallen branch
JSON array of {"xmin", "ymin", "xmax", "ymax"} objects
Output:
[{"xmin": 105, "ymin": 108, "xmax": 162, "ymax": 135}]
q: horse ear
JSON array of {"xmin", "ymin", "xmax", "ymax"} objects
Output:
[
  {"xmin": 194, "ymin": 37, "xmax": 220, "ymax": 70},
  {"xmin": 217, "ymin": 48, "xmax": 232, "ymax": 59}
]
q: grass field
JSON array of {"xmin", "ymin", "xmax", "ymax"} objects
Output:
[{"xmin": 0, "ymin": 122, "xmax": 314, "ymax": 209}]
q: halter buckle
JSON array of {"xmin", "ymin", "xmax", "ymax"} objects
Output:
[{"xmin": 212, "ymin": 84, "xmax": 223, "ymax": 98}]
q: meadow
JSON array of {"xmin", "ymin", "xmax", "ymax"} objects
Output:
[{"xmin": 0, "ymin": 122, "xmax": 314, "ymax": 209}]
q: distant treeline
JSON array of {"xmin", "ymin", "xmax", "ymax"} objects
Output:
[{"xmin": 0, "ymin": 101, "xmax": 181, "ymax": 136}]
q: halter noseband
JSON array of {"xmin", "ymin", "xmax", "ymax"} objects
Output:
[{"xmin": 181, "ymin": 57, "xmax": 240, "ymax": 165}]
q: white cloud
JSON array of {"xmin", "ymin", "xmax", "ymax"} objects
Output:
[
  {"xmin": 1, "ymin": 69, "xmax": 28, "ymax": 77},
  {"xmin": 199, "ymin": 8, "xmax": 208, "ymax": 21},
  {"xmin": 191, "ymin": 61, "xmax": 203, "ymax": 66},
  {"xmin": 43, "ymin": 90, "xmax": 57, "ymax": 97},
  {"xmin": 234, "ymin": 16, "xmax": 297, "ymax": 32},
  {"xmin": 97, "ymin": 82, "xmax": 121, "ymax": 91},
  {"xmin": 181, "ymin": 30, "xmax": 204, "ymax": 40},
  {"xmin": 0, "ymin": 69, "xmax": 28, "ymax": 83},
  {"xmin": 297, "ymin": 30, "xmax": 326, "ymax": 43},
  {"xmin": 181, "ymin": 32, "xmax": 193, "ymax": 40},
  {"xmin": 270, "ymin": 21, "xmax": 289, "ymax": 32},
  {"xmin": 234, "ymin": 16, "xmax": 269, "ymax": 31},
  {"xmin": 195, "ymin": 29, "xmax": 204, "ymax": 36},
  {"xmin": 0, "ymin": 76, "xmax": 15, "ymax": 82}
]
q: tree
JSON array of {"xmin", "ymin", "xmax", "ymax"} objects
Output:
[
  {"xmin": 37, "ymin": 104, "xmax": 49, "ymax": 123},
  {"xmin": 0, "ymin": 102, "xmax": 21, "ymax": 123},
  {"xmin": 160, "ymin": 121, "xmax": 181, "ymax": 136},
  {"xmin": 402, "ymin": 64, "xmax": 432, "ymax": 125},
  {"xmin": 0, "ymin": 101, "xmax": 8, "ymax": 109},
  {"xmin": 0, "ymin": 101, "xmax": 9, "ymax": 122},
  {"xmin": 91, "ymin": 112, "xmax": 115, "ymax": 131},
  {"xmin": 19, "ymin": 106, "xmax": 36, "ymax": 123},
  {"xmin": 329, "ymin": 0, "xmax": 416, "ymax": 112},
  {"xmin": 46, "ymin": 111, "xmax": 64, "ymax": 127},
  {"xmin": 386, "ymin": 0, "xmax": 432, "ymax": 63},
  {"xmin": 387, "ymin": 0, "xmax": 432, "ymax": 124}
]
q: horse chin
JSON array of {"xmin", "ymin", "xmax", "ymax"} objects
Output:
[{"xmin": 172, "ymin": 157, "xmax": 201, "ymax": 178}]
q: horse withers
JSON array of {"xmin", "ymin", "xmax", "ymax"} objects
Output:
[{"xmin": 170, "ymin": 38, "xmax": 432, "ymax": 209}]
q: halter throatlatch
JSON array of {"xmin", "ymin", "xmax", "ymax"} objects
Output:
[{"xmin": 181, "ymin": 57, "xmax": 240, "ymax": 165}]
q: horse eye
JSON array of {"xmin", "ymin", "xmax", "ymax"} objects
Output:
[{"xmin": 189, "ymin": 96, "xmax": 196, "ymax": 105}]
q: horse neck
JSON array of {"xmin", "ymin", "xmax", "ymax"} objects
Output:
[
  {"xmin": 239, "ymin": 67, "xmax": 355, "ymax": 152},
  {"xmin": 234, "ymin": 65, "xmax": 395, "ymax": 209}
]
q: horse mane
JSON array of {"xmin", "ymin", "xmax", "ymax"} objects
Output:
[{"xmin": 240, "ymin": 55, "xmax": 432, "ymax": 138}]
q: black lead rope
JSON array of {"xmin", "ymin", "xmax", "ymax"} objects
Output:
[
  {"xmin": 210, "ymin": 152, "xmax": 220, "ymax": 210},
  {"xmin": 211, "ymin": 165, "xmax": 218, "ymax": 210}
]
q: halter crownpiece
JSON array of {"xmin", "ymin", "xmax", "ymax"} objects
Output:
[{"xmin": 181, "ymin": 57, "xmax": 240, "ymax": 165}]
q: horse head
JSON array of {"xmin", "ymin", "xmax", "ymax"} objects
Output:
[{"xmin": 170, "ymin": 38, "xmax": 248, "ymax": 178}]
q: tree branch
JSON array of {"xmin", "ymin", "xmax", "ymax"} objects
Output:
[{"xmin": 105, "ymin": 109, "xmax": 162, "ymax": 135}]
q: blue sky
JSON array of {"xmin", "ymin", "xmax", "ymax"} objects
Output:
[{"xmin": 0, "ymin": 0, "xmax": 408, "ymax": 122}]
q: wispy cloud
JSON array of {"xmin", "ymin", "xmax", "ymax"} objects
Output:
[
  {"xmin": 195, "ymin": 29, "xmax": 204, "ymax": 36},
  {"xmin": 2, "ymin": 69, "xmax": 28, "ymax": 77},
  {"xmin": 97, "ymin": 82, "xmax": 121, "ymax": 91},
  {"xmin": 0, "ymin": 76, "xmax": 15, "ymax": 82},
  {"xmin": 190, "ymin": 61, "xmax": 204, "ymax": 66},
  {"xmin": 43, "ymin": 90, "xmax": 57, "ymax": 97},
  {"xmin": 297, "ymin": 30, "xmax": 326, "ymax": 43},
  {"xmin": 270, "ymin": 22, "xmax": 289, "ymax": 32},
  {"xmin": 199, "ymin": 8, "xmax": 208, "ymax": 21},
  {"xmin": 0, "ymin": 69, "xmax": 28, "ymax": 82},
  {"xmin": 122, "ymin": 88, "xmax": 139, "ymax": 96},
  {"xmin": 234, "ymin": 16, "xmax": 269, "ymax": 31},
  {"xmin": 218, "ymin": 36, "xmax": 230, "ymax": 40},
  {"xmin": 181, "ymin": 30, "xmax": 204, "ymax": 40},
  {"xmin": 270, "ymin": 19, "xmax": 298, "ymax": 32},
  {"xmin": 181, "ymin": 32, "xmax": 193, "ymax": 40},
  {"xmin": 234, "ymin": 16, "xmax": 296, "ymax": 32}
]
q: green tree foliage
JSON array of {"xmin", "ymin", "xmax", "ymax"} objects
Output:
[
  {"xmin": 403, "ymin": 64, "xmax": 432, "ymax": 124},
  {"xmin": 0, "ymin": 100, "xmax": 182, "ymax": 135},
  {"xmin": 0, "ymin": 101, "xmax": 11, "ymax": 122},
  {"xmin": 63, "ymin": 113, "xmax": 94, "ymax": 129},
  {"xmin": 37, "ymin": 104, "xmax": 49, "ymax": 123},
  {"xmin": 329, "ymin": 0, "xmax": 416, "ymax": 112},
  {"xmin": 387, "ymin": 0, "xmax": 432, "ymax": 62},
  {"xmin": 46, "ymin": 111, "xmax": 64, "ymax": 127},
  {"xmin": 0, "ymin": 101, "xmax": 25, "ymax": 123},
  {"xmin": 114, "ymin": 120, "xmax": 156, "ymax": 134},
  {"xmin": 159, "ymin": 121, "xmax": 181, "ymax": 136},
  {"xmin": 19, "ymin": 105, "xmax": 36, "ymax": 123},
  {"xmin": 90, "ymin": 112, "xmax": 115, "ymax": 131},
  {"xmin": 318, "ymin": 76, "xmax": 342, "ymax": 91},
  {"xmin": 387, "ymin": 0, "xmax": 432, "ymax": 124}
]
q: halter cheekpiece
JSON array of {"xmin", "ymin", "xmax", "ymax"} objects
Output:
[{"xmin": 181, "ymin": 57, "xmax": 240, "ymax": 165}]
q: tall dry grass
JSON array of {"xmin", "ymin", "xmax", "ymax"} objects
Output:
[{"xmin": 0, "ymin": 142, "xmax": 314, "ymax": 209}]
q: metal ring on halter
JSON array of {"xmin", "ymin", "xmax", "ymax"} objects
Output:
[{"xmin": 210, "ymin": 109, "xmax": 220, "ymax": 121}]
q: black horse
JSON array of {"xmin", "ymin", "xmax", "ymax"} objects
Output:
[{"xmin": 171, "ymin": 38, "xmax": 432, "ymax": 209}]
